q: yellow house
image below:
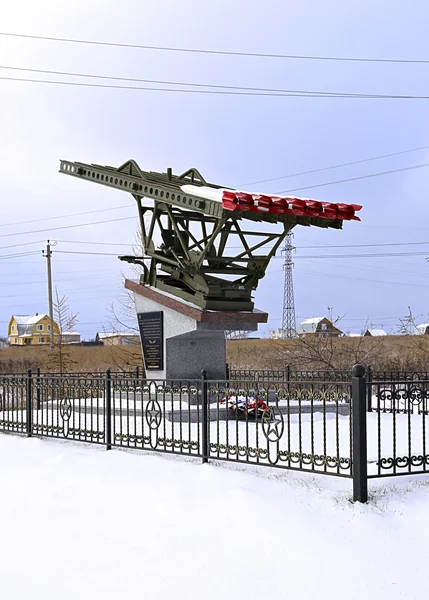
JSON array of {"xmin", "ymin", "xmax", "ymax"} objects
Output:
[{"xmin": 8, "ymin": 314, "xmax": 60, "ymax": 346}]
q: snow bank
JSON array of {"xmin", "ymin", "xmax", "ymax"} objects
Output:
[{"xmin": 0, "ymin": 433, "xmax": 429, "ymax": 599}]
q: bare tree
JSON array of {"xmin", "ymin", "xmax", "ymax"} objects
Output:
[
  {"xmin": 263, "ymin": 315, "xmax": 389, "ymax": 372},
  {"xmin": 48, "ymin": 288, "xmax": 79, "ymax": 374},
  {"xmin": 392, "ymin": 306, "xmax": 429, "ymax": 369},
  {"xmin": 102, "ymin": 232, "xmax": 145, "ymax": 372},
  {"xmin": 102, "ymin": 287, "xmax": 143, "ymax": 372}
]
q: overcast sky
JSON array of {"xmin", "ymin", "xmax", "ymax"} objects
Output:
[{"xmin": 1, "ymin": 0, "xmax": 429, "ymax": 339}]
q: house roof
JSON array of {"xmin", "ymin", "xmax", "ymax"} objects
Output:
[
  {"xmin": 297, "ymin": 317, "xmax": 343, "ymax": 335},
  {"xmin": 97, "ymin": 332, "xmax": 138, "ymax": 339},
  {"xmin": 13, "ymin": 314, "xmax": 48, "ymax": 326},
  {"xmin": 297, "ymin": 317, "xmax": 326, "ymax": 334},
  {"xmin": 11, "ymin": 314, "xmax": 49, "ymax": 337},
  {"xmin": 365, "ymin": 329, "xmax": 387, "ymax": 336},
  {"xmin": 415, "ymin": 323, "xmax": 429, "ymax": 334},
  {"xmin": 300, "ymin": 317, "xmax": 325, "ymax": 325}
]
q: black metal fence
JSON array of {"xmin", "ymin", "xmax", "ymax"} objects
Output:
[
  {"xmin": 229, "ymin": 366, "xmax": 429, "ymax": 383},
  {"xmin": 229, "ymin": 367, "xmax": 352, "ymax": 382},
  {"xmin": 1, "ymin": 367, "xmax": 429, "ymax": 503},
  {"xmin": 0, "ymin": 367, "xmax": 143, "ymax": 378}
]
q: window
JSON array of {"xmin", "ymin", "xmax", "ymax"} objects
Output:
[
  {"xmin": 38, "ymin": 337, "xmax": 44, "ymax": 343},
  {"xmin": 321, "ymin": 323, "xmax": 327, "ymax": 330},
  {"xmin": 37, "ymin": 324, "xmax": 43, "ymax": 331},
  {"xmin": 48, "ymin": 325, "xmax": 51, "ymax": 331}
]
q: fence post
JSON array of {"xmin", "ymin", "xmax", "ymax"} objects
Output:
[
  {"xmin": 105, "ymin": 369, "xmax": 112, "ymax": 451},
  {"xmin": 36, "ymin": 367, "xmax": 41, "ymax": 410},
  {"xmin": 286, "ymin": 364, "xmax": 291, "ymax": 389},
  {"xmin": 201, "ymin": 370, "xmax": 209, "ymax": 464},
  {"xmin": 135, "ymin": 366, "xmax": 139, "ymax": 379},
  {"xmin": 367, "ymin": 365, "xmax": 372, "ymax": 412},
  {"xmin": 26, "ymin": 369, "xmax": 32, "ymax": 438},
  {"xmin": 352, "ymin": 364, "xmax": 368, "ymax": 503}
]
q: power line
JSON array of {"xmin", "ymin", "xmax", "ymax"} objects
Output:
[
  {"xmin": 2, "ymin": 31, "xmax": 429, "ymax": 64},
  {"xmin": 0, "ymin": 272, "xmax": 121, "ymax": 287},
  {"xmin": 0, "ymin": 75, "xmax": 390, "ymax": 98},
  {"xmin": 298, "ymin": 241, "xmax": 429, "ymax": 249},
  {"xmin": 301, "ymin": 256, "xmax": 429, "ymax": 279},
  {"xmin": 0, "ymin": 64, "xmax": 389, "ymax": 94},
  {"xmin": 237, "ymin": 144, "xmax": 429, "ymax": 187},
  {"xmin": 0, "ymin": 322, "xmax": 80, "ymax": 326},
  {"xmin": 55, "ymin": 239, "xmax": 134, "ymax": 246},
  {"xmin": 0, "ymin": 204, "xmax": 132, "ymax": 229},
  {"xmin": 58, "ymin": 248, "xmax": 429, "ymax": 259},
  {"xmin": 296, "ymin": 267, "xmax": 429, "ymax": 288},
  {"xmin": 0, "ymin": 296, "xmax": 118, "ymax": 309},
  {"xmin": 268, "ymin": 257, "xmax": 429, "ymax": 280},
  {"xmin": 0, "ymin": 289, "xmax": 121, "ymax": 301},
  {"xmin": 0, "ymin": 75, "xmax": 340, "ymax": 97},
  {"xmin": 293, "ymin": 250, "xmax": 429, "ymax": 259},
  {"xmin": 276, "ymin": 161, "xmax": 429, "ymax": 193},
  {"xmin": 55, "ymin": 250, "xmax": 120, "ymax": 256},
  {"xmin": 0, "ymin": 216, "xmax": 136, "ymax": 239},
  {"xmin": 0, "ymin": 268, "xmax": 125, "ymax": 277},
  {"xmin": 0, "ymin": 251, "xmax": 39, "ymax": 261},
  {"xmin": 3, "ymin": 74, "xmax": 429, "ymax": 100},
  {"xmin": 228, "ymin": 239, "xmax": 429, "ymax": 251},
  {"xmin": 267, "ymin": 315, "xmax": 404, "ymax": 323},
  {"xmin": 0, "ymin": 240, "xmax": 44, "ymax": 251},
  {"xmin": 2, "ymin": 64, "xmax": 429, "ymax": 100}
]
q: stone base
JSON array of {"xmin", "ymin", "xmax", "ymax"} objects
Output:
[
  {"xmin": 167, "ymin": 330, "xmax": 226, "ymax": 380},
  {"xmin": 125, "ymin": 279, "xmax": 268, "ymax": 381}
]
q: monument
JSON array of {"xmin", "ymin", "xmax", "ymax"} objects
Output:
[{"xmin": 59, "ymin": 159, "xmax": 361, "ymax": 379}]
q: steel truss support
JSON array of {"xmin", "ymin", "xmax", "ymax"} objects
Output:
[{"xmin": 120, "ymin": 199, "xmax": 292, "ymax": 311}]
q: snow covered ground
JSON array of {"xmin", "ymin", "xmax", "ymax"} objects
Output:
[{"xmin": 1, "ymin": 433, "xmax": 429, "ymax": 599}]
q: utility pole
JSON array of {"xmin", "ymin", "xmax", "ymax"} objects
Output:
[{"xmin": 42, "ymin": 240, "xmax": 55, "ymax": 350}]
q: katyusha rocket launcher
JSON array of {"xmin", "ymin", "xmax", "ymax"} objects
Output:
[{"xmin": 59, "ymin": 159, "xmax": 361, "ymax": 311}]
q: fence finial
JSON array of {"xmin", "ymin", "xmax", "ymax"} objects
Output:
[{"xmin": 352, "ymin": 364, "xmax": 365, "ymax": 378}]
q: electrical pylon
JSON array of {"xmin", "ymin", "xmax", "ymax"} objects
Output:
[{"xmin": 281, "ymin": 232, "xmax": 296, "ymax": 337}]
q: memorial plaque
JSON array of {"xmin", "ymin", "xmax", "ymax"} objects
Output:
[{"xmin": 137, "ymin": 311, "xmax": 164, "ymax": 370}]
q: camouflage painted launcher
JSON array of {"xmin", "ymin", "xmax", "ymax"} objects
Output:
[{"xmin": 59, "ymin": 159, "xmax": 361, "ymax": 311}]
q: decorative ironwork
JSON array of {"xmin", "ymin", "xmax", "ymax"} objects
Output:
[
  {"xmin": 215, "ymin": 383, "xmax": 351, "ymax": 404},
  {"xmin": 157, "ymin": 438, "xmax": 199, "ymax": 450},
  {"xmin": 145, "ymin": 400, "xmax": 162, "ymax": 430},
  {"xmin": 68, "ymin": 428, "xmax": 104, "ymax": 440},
  {"xmin": 278, "ymin": 451, "xmax": 351, "ymax": 470},
  {"xmin": 59, "ymin": 398, "xmax": 72, "ymax": 420},
  {"xmin": 32, "ymin": 424, "xmax": 64, "ymax": 435},
  {"xmin": 378, "ymin": 455, "xmax": 429, "ymax": 470},
  {"xmin": 209, "ymin": 443, "xmax": 269, "ymax": 459},
  {"xmin": 374, "ymin": 384, "xmax": 429, "ymax": 414},
  {"xmin": 262, "ymin": 407, "xmax": 284, "ymax": 442},
  {"xmin": 0, "ymin": 419, "xmax": 26, "ymax": 431}
]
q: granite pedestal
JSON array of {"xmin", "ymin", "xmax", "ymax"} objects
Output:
[{"xmin": 125, "ymin": 279, "xmax": 268, "ymax": 381}]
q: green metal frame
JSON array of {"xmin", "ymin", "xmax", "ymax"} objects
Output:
[{"xmin": 59, "ymin": 160, "xmax": 342, "ymax": 311}]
